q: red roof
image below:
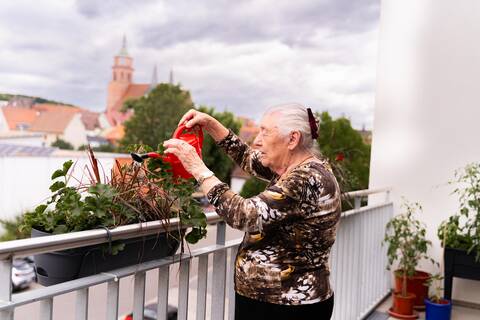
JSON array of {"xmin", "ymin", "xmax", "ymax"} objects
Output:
[
  {"xmin": 28, "ymin": 111, "xmax": 76, "ymax": 134},
  {"xmin": 2, "ymin": 107, "xmax": 38, "ymax": 130},
  {"xmin": 107, "ymin": 84, "xmax": 150, "ymax": 126}
]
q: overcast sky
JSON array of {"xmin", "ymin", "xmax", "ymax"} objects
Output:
[{"xmin": 0, "ymin": 0, "xmax": 380, "ymax": 129}]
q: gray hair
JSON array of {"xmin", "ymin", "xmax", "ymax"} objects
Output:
[{"xmin": 264, "ymin": 103, "xmax": 321, "ymax": 157}]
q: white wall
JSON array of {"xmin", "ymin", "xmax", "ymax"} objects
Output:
[
  {"xmin": 0, "ymin": 135, "xmax": 45, "ymax": 147},
  {"xmin": 230, "ymin": 177, "xmax": 247, "ymax": 194},
  {"xmin": 63, "ymin": 113, "xmax": 88, "ymax": 149},
  {"xmin": 0, "ymin": 154, "xmax": 120, "ymax": 221},
  {"xmin": 370, "ymin": 0, "xmax": 480, "ymax": 303}
]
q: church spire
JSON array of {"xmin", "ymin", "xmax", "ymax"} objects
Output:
[
  {"xmin": 150, "ymin": 65, "xmax": 158, "ymax": 91},
  {"xmin": 119, "ymin": 34, "xmax": 129, "ymax": 56},
  {"xmin": 169, "ymin": 68, "xmax": 174, "ymax": 84}
]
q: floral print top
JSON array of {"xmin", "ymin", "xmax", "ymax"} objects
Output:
[{"xmin": 206, "ymin": 130, "xmax": 341, "ymax": 305}]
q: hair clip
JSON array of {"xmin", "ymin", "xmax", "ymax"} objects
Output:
[{"xmin": 307, "ymin": 108, "xmax": 319, "ymax": 139}]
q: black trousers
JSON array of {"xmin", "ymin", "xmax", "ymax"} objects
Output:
[{"xmin": 235, "ymin": 293, "xmax": 334, "ymax": 320}]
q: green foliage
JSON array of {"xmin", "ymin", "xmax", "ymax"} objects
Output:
[
  {"xmin": 425, "ymin": 273, "xmax": 445, "ymax": 303},
  {"xmin": 317, "ymin": 112, "xmax": 371, "ymax": 192},
  {"xmin": 0, "ymin": 93, "xmax": 74, "ymax": 106},
  {"xmin": 78, "ymin": 144, "xmax": 117, "ymax": 153},
  {"xmin": 19, "ymin": 147, "xmax": 208, "ymax": 252},
  {"xmin": 383, "ymin": 199, "xmax": 437, "ymax": 297},
  {"xmin": 438, "ymin": 162, "xmax": 480, "ymax": 261},
  {"xmin": 0, "ymin": 216, "xmax": 30, "ymax": 242},
  {"xmin": 51, "ymin": 138, "xmax": 74, "ymax": 150},
  {"xmin": 197, "ymin": 106, "xmax": 242, "ymax": 183},
  {"xmin": 240, "ymin": 177, "xmax": 268, "ymax": 198},
  {"xmin": 120, "ymin": 84, "xmax": 194, "ymax": 150}
]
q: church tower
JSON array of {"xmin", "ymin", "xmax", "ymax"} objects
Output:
[{"xmin": 106, "ymin": 36, "xmax": 134, "ymax": 122}]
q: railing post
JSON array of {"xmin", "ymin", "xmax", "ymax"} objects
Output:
[
  {"xmin": 211, "ymin": 222, "xmax": 227, "ymax": 320},
  {"xmin": 354, "ymin": 196, "xmax": 361, "ymax": 209},
  {"xmin": 0, "ymin": 257, "xmax": 13, "ymax": 320},
  {"xmin": 75, "ymin": 288, "xmax": 89, "ymax": 320},
  {"xmin": 40, "ymin": 297, "xmax": 53, "ymax": 320},
  {"xmin": 133, "ymin": 271, "xmax": 146, "ymax": 320},
  {"xmin": 106, "ymin": 280, "xmax": 119, "ymax": 320},
  {"xmin": 157, "ymin": 264, "xmax": 170, "ymax": 320},
  {"xmin": 196, "ymin": 255, "xmax": 209, "ymax": 320},
  {"xmin": 178, "ymin": 258, "xmax": 191, "ymax": 320}
]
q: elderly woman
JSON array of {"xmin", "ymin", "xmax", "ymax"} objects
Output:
[{"xmin": 163, "ymin": 103, "xmax": 341, "ymax": 320}]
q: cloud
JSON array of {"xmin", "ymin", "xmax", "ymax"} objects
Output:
[{"xmin": 0, "ymin": 0, "xmax": 380, "ymax": 129}]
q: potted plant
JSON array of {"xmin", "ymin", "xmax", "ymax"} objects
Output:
[
  {"xmin": 19, "ymin": 146, "xmax": 207, "ymax": 286},
  {"xmin": 383, "ymin": 199, "xmax": 437, "ymax": 319},
  {"xmin": 424, "ymin": 273, "xmax": 452, "ymax": 320},
  {"xmin": 437, "ymin": 162, "xmax": 480, "ymax": 299}
]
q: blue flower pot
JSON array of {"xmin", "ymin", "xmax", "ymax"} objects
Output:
[{"xmin": 424, "ymin": 298, "xmax": 452, "ymax": 320}]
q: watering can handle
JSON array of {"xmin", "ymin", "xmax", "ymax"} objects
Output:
[{"xmin": 173, "ymin": 123, "xmax": 204, "ymax": 146}]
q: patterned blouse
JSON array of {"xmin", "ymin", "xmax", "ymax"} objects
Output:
[{"xmin": 206, "ymin": 130, "xmax": 341, "ymax": 305}]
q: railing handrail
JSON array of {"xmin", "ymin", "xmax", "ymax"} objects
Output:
[
  {"xmin": 0, "ymin": 187, "xmax": 391, "ymax": 260},
  {"xmin": 0, "ymin": 212, "xmax": 223, "ymax": 259},
  {"xmin": 341, "ymin": 187, "xmax": 391, "ymax": 199}
]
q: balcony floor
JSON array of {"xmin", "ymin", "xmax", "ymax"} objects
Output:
[{"xmin": 372, "ymin": 294, "xmax": 480, "ymax": 320}]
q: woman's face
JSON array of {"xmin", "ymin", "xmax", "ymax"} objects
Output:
[{"xmin": 253, "ymin": 113, "xmax": 289, "ymax": 171}]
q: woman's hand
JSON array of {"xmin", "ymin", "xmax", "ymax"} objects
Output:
[
  {"xmin": 179, "ymin": 109, "xmax": 229, "ymax": 142},
  {"xmin": 163, "ymin": 138, "xmax": 208, "ymax": 179}
]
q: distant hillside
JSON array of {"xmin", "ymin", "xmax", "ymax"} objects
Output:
[{"xmin": 0, "ymin": 93, "xmax": 75, "ymax": 107}]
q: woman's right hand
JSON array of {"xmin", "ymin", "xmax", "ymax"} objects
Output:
[
  {"xmin": 178, "ymin": 109, "xmax": 229, "ymax": 141},
  {"xmin": 178, "ymin": 109, "xmax": 213, "ymax": 129}
]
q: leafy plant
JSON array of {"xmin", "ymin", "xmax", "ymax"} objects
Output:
[
  {"xmin": 0, "ymin": 216, "xmax": 30, "ymax": 242},
  {"xmin": 383, "ymin": 199, "xmax": 437, "ymax": 297},
  {"xmin": 425, "ymin": 273, "xmax": 444, "ymax": 303},
  {"xmin": 51, "ymin": 138, "xmax": 74, "ymax": 150},
  {"xmin": 438, "ymin": 162, "xmax": 480, "ymax": 261},
  {"xmin": 19, "ymin": 145, "xmax": 207, "ymax": 253}
]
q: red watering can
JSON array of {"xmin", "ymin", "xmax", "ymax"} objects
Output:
[{"xmin": 130, "ymin": 123, "xmax": 203, "ymax": 179}]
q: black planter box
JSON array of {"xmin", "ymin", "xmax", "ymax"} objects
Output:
[
  {"xmin": 32, "ymin": 228, "xmax": 180, "ymax": 286},
  {"xmin": 444, "ymin": 247, "xmax": 480, "ymax": 300}
]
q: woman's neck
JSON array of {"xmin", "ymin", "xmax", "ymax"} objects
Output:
[{"xmin": 275, "ymin": 151, "xmax": 314, "ymax": 176}]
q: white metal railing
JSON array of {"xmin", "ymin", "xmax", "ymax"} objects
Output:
[{"xmin": 0, "ymin": 188, "xmax": 392, "ymax": 320}]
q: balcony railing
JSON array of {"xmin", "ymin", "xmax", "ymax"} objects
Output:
[{"xmin": 0, "ymin": 188, "xmax": 392, "ymax": 320}]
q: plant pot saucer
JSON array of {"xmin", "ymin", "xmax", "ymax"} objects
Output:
[{"xmin": 388, "ymin": 308, "xmax": 419, "ymax": 319}]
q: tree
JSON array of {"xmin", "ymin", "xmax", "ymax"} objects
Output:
[
  {"xmin": 51, "ymin": 138, "xmax": 74, "ymax": 150},
  {"xmin": 120, "ymin": 84, "xmax": 194, "ymax": 149},
  {"xmin": 197, "ymin": 106, "xmax": 242, "ymax": 183},
  {"xmin": 317, "ymin": 111, "xmax": 371, "ymax": 192},
  {"xmin": 240, "ymin": 177, "xmax": 268, "ymax": 198}
]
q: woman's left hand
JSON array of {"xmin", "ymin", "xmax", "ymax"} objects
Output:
[{"xmin": 163, "ymin": 138, "xmax": 207, "ymax": 179}]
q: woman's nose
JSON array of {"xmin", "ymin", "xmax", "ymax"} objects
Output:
[{"xmin": 253, "ymin": 134, "xmax": 262, "ymax": 148}]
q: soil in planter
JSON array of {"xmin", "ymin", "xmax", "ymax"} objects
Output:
[
  {"xmin": 395, "ymin": 270, "xmax": 430, "ymax": 310},
  {"xmin": 32, "ymin": 228, "xmax": 180, "ymax": 286}
]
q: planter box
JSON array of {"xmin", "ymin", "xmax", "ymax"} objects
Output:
[
  {"xmin": 32, "ymin": 228, "xmax": 180, "ymax": 286},
  {"xmin": 444, "ymin": 247, "xmax": 480, "ymax": 300}
]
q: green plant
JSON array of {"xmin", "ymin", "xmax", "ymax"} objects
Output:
[
  {"xmin": 383, "ymin": 199, "xmax": 437, "ymax": 297},
  {"xmin": 51, "ymin": 138, "xmax": 74, "ymax": 150},
  {"xmin": 425, "ymin": 273, "xmax": 444, "ymax": 303},
  {"xmin": 438, "ymin": 162, "xmax": 480, "ymax": 261},
  {"xmin": 19, "ymin": 146, "xmax": 207, "ymax": 253},
  {"xmin": 0, "ymin": 216, "xmax": 30, "ymax": 242}
]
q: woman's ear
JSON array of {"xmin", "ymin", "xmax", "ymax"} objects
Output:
[{"xmin": 288, "ymin": 131, "xmax": 301, "ymax": 150}]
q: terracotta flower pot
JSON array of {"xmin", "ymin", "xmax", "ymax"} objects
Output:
[
  {"xmin": 395, "ymin": 270, "xmax": 430, "ymax": 309},
  {"xmin": 388, "ymin": 291, "xmax": 418, "ymax": 319}
]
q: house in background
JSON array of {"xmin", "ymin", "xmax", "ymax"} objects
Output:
[{"xmin": 0, "ymin": 104, "xmax": 93, "ymax": 149}]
